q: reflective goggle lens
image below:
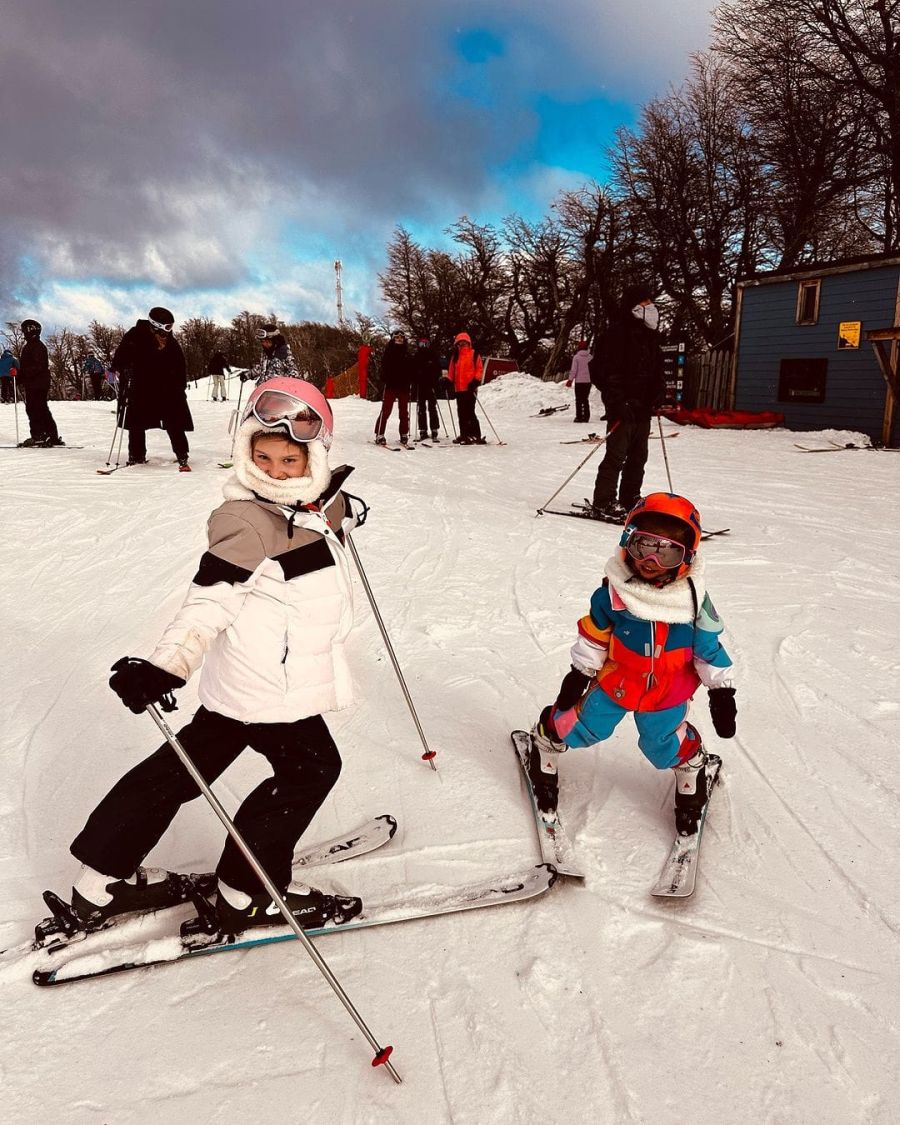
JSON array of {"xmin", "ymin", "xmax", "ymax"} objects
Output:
[
  {"xmin": 625, "ymin": 530, "xmax": 686, "ymax": 568},
  {"xmin": 250, "ymin": 391, "xmax": 323, "ymax": 442}
]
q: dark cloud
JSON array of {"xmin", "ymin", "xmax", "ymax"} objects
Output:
[{"xmin": 0, "ymin": 0, "xmax": 711, "ymax": 319}]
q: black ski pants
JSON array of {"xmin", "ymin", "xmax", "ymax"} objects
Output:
[
  {"xmin": 592, "ymin": 416, "xmax": 651, "ymax": 509},
  {"xmin": 574, "ymin": 383, "xmax": 591, "ymax": 422},
  {"xmin": 128, "ymin": 427, "xmax": 189, "ymax": 462},
  {"xmin": 416, "ymin": 386, "xmax": 439, "ymax": 435},
  {"xmin": 23, "ymin": 383, "xmax": 59, "ymax": 442},
  {"xmin": 456, "ymin": 389, "xmax": 481, "ymax": 441},
  {"xmin": 0, "ymin": 378, "xmax": 13, "ymax": 404},
  {"xmin": 71, "ymin": 706, "xmax": 342, "ymax": 896}
]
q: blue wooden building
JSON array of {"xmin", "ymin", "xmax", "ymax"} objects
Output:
[{"xmin": 732, "ymin": 254, "xmax": 900, "ymax": 446}]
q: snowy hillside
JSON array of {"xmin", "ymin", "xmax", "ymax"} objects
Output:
[{"xmin": 1, "ymin": 373, "xmax": 897, "ymax": 1124}]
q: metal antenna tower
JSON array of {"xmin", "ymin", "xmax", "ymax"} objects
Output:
[{"xmin": 334, "ymin": 259, "xmax": 344, "ymax": 326}]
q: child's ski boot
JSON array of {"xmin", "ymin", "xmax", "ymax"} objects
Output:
[
  {"xmin": 527, "ymin": 707, "xmax": 566, "ymax": 813},
  {"xmin": 673, "ymin": 748, "xmax": 716, "ymax": 836},
  {"xmin": 215, "ymin": 884, "xmax": 363, "ymax": 937}
]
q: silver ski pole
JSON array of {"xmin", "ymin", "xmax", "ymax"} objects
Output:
[
  {"xmin": 475, "ymin": 395, "xmax": 505, "ymax": 445},
  {"xmin": 444, "ymin": 388, "xmax": 458, "ymax": 439},
  {"xmin": 105, "ymin": 379, "xmax": 127, "ymax": 467},
  {"xmin": 657, "ymin": 415, "xmax": 674, "ymax": 492},
  {"xmin": 535, "ymin": 420, "xmax": 620, "ymax": 514},
  {"xmin": 435, "ymin": 398, "xmax": 450, "ymax": 440},
  {"xmin": 144, "ymin": 704, "xmax": 401, "ymax": 1082},
  {"xmin": 228, "ymin": 377, "xmax": 246, "ymax": 461},
  {"xmin": 13, "ymin": 376, "xmax": 20, "ymax": 446},
  {"xmin": 346, "ymin": 535, "xmax": 438, "ymax": 770}
]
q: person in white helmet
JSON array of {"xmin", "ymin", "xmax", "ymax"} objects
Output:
[{"xmin": 63, "ymin": 378, "xmax": 371, "ymax": 938}]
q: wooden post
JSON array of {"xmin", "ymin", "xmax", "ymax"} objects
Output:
[{"xmin": 864, "ymin": 325, "xmax": 900, "ymax": 447}]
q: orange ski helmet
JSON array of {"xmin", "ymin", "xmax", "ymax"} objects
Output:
[{"xmin": 620, "ymin": 492, "xmax": 702, "ymax": 580}]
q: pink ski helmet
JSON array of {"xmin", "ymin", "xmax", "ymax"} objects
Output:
[{"xmin": 242, "ymin": 377, "xmax": 334, "ymax": 450}]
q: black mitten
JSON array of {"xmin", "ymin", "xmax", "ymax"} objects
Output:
[
  {"xmin": 555, "ymin": 667, "xmax": 591, "ymax": 711},
  {"xmin": 109, "ymin": 657, "xmax": 186, "ymax": 715},
  {"xmin": 708, "ymin": 687, "xmax": 737, "ymax": 738}
]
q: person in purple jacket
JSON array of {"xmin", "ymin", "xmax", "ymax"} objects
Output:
[{"xmin": 566, "ymin": 340, "xmax": 593, "ymax": 422}]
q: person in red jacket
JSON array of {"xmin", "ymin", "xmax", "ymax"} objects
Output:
[{"xmin": 447, "ymin": 332, "xmax": 484, "ymax": 444}]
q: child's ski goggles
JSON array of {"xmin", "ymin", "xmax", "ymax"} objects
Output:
[
  {"xmin": 623, "ymin": 527, "xmax": 691, "ymax": 569},
  {"xmin": 149, "ymin": 316, "xmax": 174, "ymax": 333},
  {"xmin": 256, "ymin": 327, "xmax": 279, "ymax": 340},
  {"xmin": 246, "ymin": 390, "xmax": 326, "ymax": 444}
]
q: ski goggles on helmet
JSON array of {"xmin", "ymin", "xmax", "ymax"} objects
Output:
[
  {"xmin": 247, "ymin": 389, "xmax": 326, "ymax": 443},
  {"xmin": 256, "ymin": 327, "xmax": 279, "ymax": 340},
  {"xmin": 623, "ymin": 527, "xmax": 690, "ymax": 569},
  {"xmin": 149, "ymin": 315, "xmax": 174, "ymax": 333}
]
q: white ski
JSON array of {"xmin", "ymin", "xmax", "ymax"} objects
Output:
[
  {"xmin": 511, "ymin": 730, "xmax": 584, "ymax": 878},
  {"xmin": 650, "ymin": 757, "xmax": 721, "ymax": 898},
  {"xmin": 33, "ymin": 865, "xmax": 557, "ymax": 986}
]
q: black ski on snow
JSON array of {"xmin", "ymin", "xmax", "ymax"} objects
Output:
[
  {"xmin": 32, "ymin": 865, "xmax": 558, "ymax": 987},
  {"xmin": 21, "ymin": 815, "xmax": 397, "ymax": 959},
  {"xmin": 510, "ymin": 731, "xmax": 583, "ymax": 878},
  {"xmin": 560, "ymin": 431, "xmax": 679, "ymax": 445},
  {"xmin": 531, "ymin": 405, "xmax": 570, "ymax": 417},
  {"xmin": 565, "ymin": 502, "xmax": 731, "ymax": 541},
  {"xmin": 650, "ymin": 756, "xmax": 721, "ymax": 898}
]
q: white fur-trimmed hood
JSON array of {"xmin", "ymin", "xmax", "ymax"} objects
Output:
[
  {"xmin": 226, "ymin": 419, "xmax": 332, "ymax": 505},
  {"xmin": 604, "ymin": 551, "xmax": 706, "ymax": 623}
]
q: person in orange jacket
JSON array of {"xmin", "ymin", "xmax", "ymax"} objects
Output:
[{"xmin": 447, "ymin": 332, "xmax": 484, "ymax": 444}]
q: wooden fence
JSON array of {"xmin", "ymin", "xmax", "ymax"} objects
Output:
[{"xmin": 684, "ymin": 348, "xmax": 733, "ymax": 410}]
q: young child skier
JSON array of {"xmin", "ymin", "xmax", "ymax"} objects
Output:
[
  {"xmin": 528, "ymin": 493, "xmax": 736, "ymax": 836},
  {"xmin": 62, "ymin": 377, "xmax": 368, "ymax": 936}
]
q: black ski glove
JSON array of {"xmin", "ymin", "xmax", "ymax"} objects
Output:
[
  {"xmin": 708, "ymin": 687, "xmax": 737, "ymax": 738},
  {"xmin": 468, "ymin": 379, "xmax": 480, "ymax": 394},
  {"xmin": 109, "ymin": 657, "xmax": 185, "ymax": 715},
  {"xmin": 554, "ymin": 667, "xmax": 591, "ymax": 712}
]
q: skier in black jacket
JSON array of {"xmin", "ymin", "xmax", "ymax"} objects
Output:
[
  {"xmin": 411, "ymin": 336, "xmax": 442, "ymax": 441},
  {"xmin": 19, "ymin": 319, "xmax": 62, "ymax": 447},
  {"xmin": 590, "ymin": 283, "xmax": 664, "ymax": 520},
  {"xmin": 113, "ymin": 306, "xmax": 194, "ymax": 470},
  {"xmin": 374, "ymin": 330, "xmax": 413, "ymax": 446}
]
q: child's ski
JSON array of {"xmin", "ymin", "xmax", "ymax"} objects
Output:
[
  {"xmin": 33, "ymin": 865, "xmax": 557, "ymax": 986},
  {"xmin": 24, "ymin": 815, "xmax": 397, "ymax": 957},
  {"xmin": 650, "ymin": 756, "xmax": 721, "ymax": 898},
  {"xmin": 511, "ymin": 731, "xmax": 583, "ymax": 878},
  {"xmin": 560, "ymin": 431, "xmax": 679, "ymax": 445},
  {"xmin": 371, "ymin": 442, "xmax": 402, "ymax": 452}
]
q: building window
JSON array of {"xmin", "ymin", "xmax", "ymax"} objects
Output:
[
  {"xmin": 778, "ymin": 357, "xmax": 827, "ymax": 403},
  {"xmin": 796, "ymin": 280, "xmax": 821, "ymax": 325}
]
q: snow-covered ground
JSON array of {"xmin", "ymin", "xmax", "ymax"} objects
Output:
[{"xmin": 1, "ymin": 373, "xmax": 897, "ymax": 1124}]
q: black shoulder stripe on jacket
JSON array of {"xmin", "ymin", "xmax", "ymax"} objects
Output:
[
  {"xmin": 193, "ymin": 551, "xmax": 254, "ymax": 587},
  {"xmin": 275, "ymin": 537, "xmax": 336, "ymax": 580}
]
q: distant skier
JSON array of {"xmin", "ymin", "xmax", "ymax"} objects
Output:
[
  {"xmin": 112, "ymin": 306, "xmax": 194, "ymax": 470},
  {"xmin": 374, "ymin": 329, "xmax": 413, "ymax": 446},
  {"xmin": 448, "ymin": 331, "xmax": 484, "ymax": 444},
  {"xmin": 525, "ymin": 493, "xmax": 736, "ymax": 837},
  {"xmin": 566, "ymin": 340, "xmax": 593, "ymax": 423},
  {"xmin": 0, "ymin": 347, "xmax": 18, "ymax": 404},
  {"xmin": 411, "ymin": 336, "xmax": 442, "ymax": 442},
  {"xmin": 207, "ymin": 350, "xmax": 231, "ymax": 401},
  {"xmin": 590, "ymin": 283, "xmax": 664, "ymax": 520},
  {"xmin": 63, "ymin": 378, "xmax": 368, "ymax": 936},
  {"xmin": 18, "ymin": 319, "xmax": 63, "ymax": 447},
  {"xmin": 242, "ymin": 324, "xmax": 299, "ymax": 386},
  {"xmin": 82, "ymin": 353, "xmax": 106, "ymax": 400}
]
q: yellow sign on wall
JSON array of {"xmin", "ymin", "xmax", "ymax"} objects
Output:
[{"xmin": 838, "ymin": 321, "xmax": 861, "ymax": 349}]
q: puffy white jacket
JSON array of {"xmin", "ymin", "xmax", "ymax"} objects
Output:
[{"xmin": 150, "ymin": 467, "xmax": 358, "ymax": 724}]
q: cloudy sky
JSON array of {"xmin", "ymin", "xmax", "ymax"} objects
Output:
[{"xmin": 1, "ymin": 0, "xmax": 714, "ymax": 333}]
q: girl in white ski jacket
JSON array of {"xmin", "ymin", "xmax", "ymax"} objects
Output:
[{"xmin": 68, "ymin": 379, "xmax": 368, "ymax": 936}]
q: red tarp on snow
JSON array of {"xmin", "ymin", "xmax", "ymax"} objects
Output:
[{"xmin": 659, "ymin": 407, "xmax": 785, "ymax": 429}]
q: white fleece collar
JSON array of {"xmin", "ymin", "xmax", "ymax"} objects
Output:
[
  {"xmin": 604, "ymin": 552, "xmax": 706, "ymax": 623},
  {"xmin": 226, "ymin": 420, "xmax": 332, "ymax": 505}
]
